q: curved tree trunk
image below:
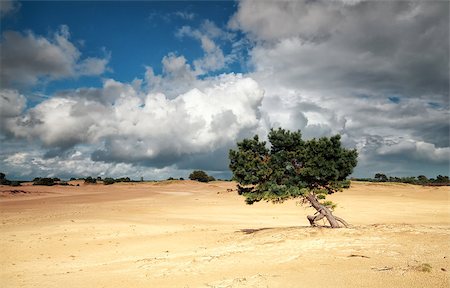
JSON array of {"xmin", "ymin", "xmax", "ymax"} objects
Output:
[{"xmin": 305, "ymin": 194, "xmax": 348, "ymax": 228}]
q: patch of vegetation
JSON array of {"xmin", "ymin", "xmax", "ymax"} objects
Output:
[
  {"xmin": 189, "ymin": 170, "xmax": 216, "ymax": 183},
  {"xmin": 115, "ymin": 177, "xmax": 131, "ymax": 182},
  {"xmin": 103, "ymin": 178, "xmax": 115, "ymax": 185},
  {"xmin": 0, "ymin": 173, "xmax": 21, "ymax": 186},
  {"xmin": 415, "ymin": 263, "xmax": 432, "ymax": 272},
  {"xmin": 352, "ymin": 173, "xmax": 449, "ymax": 186},
  {"xmin": 84, "ymin": 176, "xmax": 97, "ymax": 184},
  {"xmin": 101, "ymin": 176, "xmax": 135, "ymax": 185},
  {"xmin": 321, "ymin": 200, "xmax": 337, "ymax": 210},
  {"xmin": 33, "ymin": 177, "xmax": 55, "ymax": 186}
]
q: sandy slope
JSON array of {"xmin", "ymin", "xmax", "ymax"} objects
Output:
[{"xmin": 0, "ymin": 181, "xmax": 449, "ymax": 287}]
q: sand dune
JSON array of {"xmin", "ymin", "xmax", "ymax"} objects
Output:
[{"xmin": 1, "ymin": 181, "xmax": 449, "ymax": 287}]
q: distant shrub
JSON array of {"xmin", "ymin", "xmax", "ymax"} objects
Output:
[
  {"xmin": 0, "ymin": 172, "xmax": 13, "ymax": 185},
  {"xmin": 10, "ymin": 181, "xmax": 21, "ymax": 187},
  {"xmin": 374, "ymin": 173, "xmax": 388, "ymax": 182},
  {"xmin": 84, "ymin": 176, "xmax": 97, "ymax": 184},
  {"xmin": 435, "ymin": 175, "xmax": 449, "ymax": 184},
  {"xmin": 189, "ymin": 170, "xmax": 215, "ymax": 183},
  {"xmin": 115, "ymin": 177, "xmax": 131, "ymax": 182},
  {"xmin": 167, "ymin": 177, "xmax": 175, "ymax": 180},
  {"xmin": 33, "ymin": 178, "xmax": 55, "ymax": 186},
  {"xmin": 417, "ymin": 175, "xmax": 428, "ymax": 184},
  {"xmin": 70, "ymin": 177, "xmax": 76, "ymax": 181},
  {"xmin": 342, "ymin": 179, "xmax": 351, "ymax": 188},
  {"xmin": 179, "ymin": 177, "xmax": 184, "ymax": 180},
  {"xmin": 103, "ymin": 178, "xmax": 115, "ymax": 185},
  {"xmin": 59, "ymin": 181, "xmax": 69, "ymax": 186}
]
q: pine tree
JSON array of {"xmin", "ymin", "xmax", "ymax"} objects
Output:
[{"xmin": 229, "ymin": 128, "xmax": 358, "ymax": 228}]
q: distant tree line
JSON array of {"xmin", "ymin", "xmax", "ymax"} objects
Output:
[
  {"xmin": 1, "ymin": 175, "xmax": 135, "ymax": 186},
  {"xmin": 1, "ymin": 171, "xmax": 231, "ymax": 187},
  {"xmin": 79, "ymin": 176, "xmax": 133, "ymax": 185},
  {"xmin": 101, "ymin": 177, "xmax": 132, "ymax": 185},
  {"xmin": 166, "ymin": 177, "xmax": 185, "ymax": 181},
  {"xmin": 0, "ymin": 173, "xmax": 69, "ymax": 187},
  {"xmin": 27, "ymin": 176, "xmax": 136, "ymax": 186},
  {"xmin": 32, "ymin": 177, "xmax": 71, "ymax": 186},
  {"xmin": 352, "ymin": 173, "xmax": 450, "ymax": 186}
]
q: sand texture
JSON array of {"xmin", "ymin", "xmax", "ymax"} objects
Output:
[{"xmin": 1, "ymin": 181, "xmax": 449, "ymax": 287}]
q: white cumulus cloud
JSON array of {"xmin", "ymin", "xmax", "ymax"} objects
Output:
[
  {"xmin": 0, "ymin": 25, "xmax": 110, "ymax": 88},
  {"xmin": 4, "ymin": 74, "xmax": 264, "ymax": 171}
]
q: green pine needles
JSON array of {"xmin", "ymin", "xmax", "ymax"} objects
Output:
[{"xmin": 229, "ymin": 128, "xmax": 358, "ymax": 228}]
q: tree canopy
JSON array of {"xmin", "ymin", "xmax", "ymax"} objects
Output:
[
  {"xmin": 229, "ymin": 128, "xmax": 358, "ymax": 228},
  {"xmin": 189, "ymin": 170, "xmax": 215, "ymax": 183}
]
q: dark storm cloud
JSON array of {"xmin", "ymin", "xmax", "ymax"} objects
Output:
[
  {"xmin": 92, "ymin": 144, "xmax": 232, "ymax": 172},
  {"xmin": 177, "ymin": 145, "xmax": 233, "ymax": 172},
  {"xmin": 355, "ymin": 134, "xmax": 449, "ymax": 177},
  {"xmin": 411, "ymin": 120, "xmax": 449, "ymax": 149},
  {"xmin": 230, "ymin": 0, "xmax": 449, "ymax": 177},
  {"xmin": 240, "ymin": 1, "xmax": 449, "ymax": 100}
]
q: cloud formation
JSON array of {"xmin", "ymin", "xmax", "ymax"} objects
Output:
[
  {"xmin": 176, "ymin": 20, "xmax": 235, "ymax": 75},
  {"xmin": 2, "ymin": 148, "xmax": 182, "ymax": 180},
  {"xmin": 1, "ymin": 1, "xmax": 448, "ymax": 179},
  {"xmin": 229, "ymin": 0, "xmax": 449, "ymax": 176},
  {"xmin": 0, "ymin": 89, "xmax": 26, "ymax": 134},
  {"xmin": 0, "ymin": 0, "xmax": 20, "ymax": 18},
  {"xmin": 0, "ymin": 25, "xmax": 109, "ymax": 88},
  {"xmin": 2, "ymin": 74, "xmax": 264, "ymax": 175},
  {"xmin": 234, "ymin": 1, "xmax": 448, "ymax": 97}
]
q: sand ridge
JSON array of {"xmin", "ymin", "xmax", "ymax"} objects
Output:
[{"xmin": 0, "ymin": 181, "xmax": 449, "ymax": 287}]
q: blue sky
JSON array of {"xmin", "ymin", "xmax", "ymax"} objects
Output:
[
  {"xmin": 1, "ymin": 1, "xmax": 243, "ymax": 94},
  {"xmin": 0, "ymin": 0, "xmax": 449, "ymax": 180}
]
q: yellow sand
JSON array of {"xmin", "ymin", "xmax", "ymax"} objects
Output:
[{"xmin": 1, "ymin": 181, "xmax": 449, "ymax": 287}]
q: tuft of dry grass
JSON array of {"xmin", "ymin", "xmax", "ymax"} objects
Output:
[{"xmin": 414, "ymin": 263, "xmax": 432, "ymax": 272}]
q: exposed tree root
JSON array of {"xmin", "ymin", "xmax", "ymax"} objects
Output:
[
  {"xmin": 306, "ymin": 193, "xmax": 349, "ymax": 228},
  {"xmin": 334, "ymin": 216, "xmax": 349, "ymax": 228}
]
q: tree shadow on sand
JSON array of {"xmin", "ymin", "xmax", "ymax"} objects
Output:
[{"xmin": 238, "ymin": 225, "xmax": 328, "ymax": 235}]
